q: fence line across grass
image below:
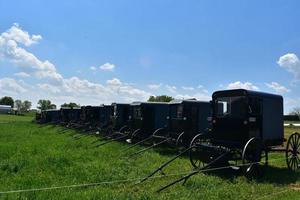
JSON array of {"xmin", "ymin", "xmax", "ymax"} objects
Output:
[{"xmin": 0, "ymin": 157, "xmax": 292, "ymax": 197}]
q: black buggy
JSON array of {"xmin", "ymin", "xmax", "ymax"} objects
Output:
[
  {"xmin": 43, "ymin": 109, "xmax": 61, "ymax": 124},
  {"xmin": 104, "ymin": 103, "xmax": 131, "ymax": 136},
  {"xmin": 60, "ymin": 107, "xmax": 81, "ymax": 126},
  {"xmin": 152, "ymin": 99, "xmax": 211, "ymax": 148},
  {"xmin": 71, "ymin": 106, "xmax": 102, "ymax": 131},
  {"xmin": 144, "ymin": 89, "xmax": 299, "ymax": 191},
  {"xmin": 127, "ymin": 102, "xmax": 169, "ymax": 143},
  {"xmin": 96, "ymin": 105, "xmax": 114, "ymax": 134}
]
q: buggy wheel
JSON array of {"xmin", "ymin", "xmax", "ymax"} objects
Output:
[
  {"xmin": 130, "ymin": 129, "xmax": 142, "ymax": 143},
  {"xmin": 286, "ymin": 132, "xmax": 300, "ymax": 171},
  {"xmin": 119, "ymin": 125, "xmax": 129, "ymax": 134},
  {"xmin": 189, "ymin": 134, "xmax": 209, "ymax": 169},
  {"xmin": 175, "ymin": 132, "xmax": 185, "ymax": 148},
  {"xmin": 242, "ymin": 137, "xmax": 263, "ymax": 178}
]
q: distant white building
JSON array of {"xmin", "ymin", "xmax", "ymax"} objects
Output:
[{"xmin": 0, "ymin": 105, "xmax": 12, "ymax": 114}]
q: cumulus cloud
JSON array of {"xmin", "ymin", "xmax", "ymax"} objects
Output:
[
  {"xmin": 0, "ymin": 24, "xmax": 155, "ymax": 107},
  {"xmin": 37, "ymin": 83, "xmax": 61, "ymax": 94},
  {"xmin": 0, "ymin": 78, "xmax": 27, "ymax": 94},
  {"xmin": 34, "ymin": 77, "xmax": 151, "ymax": 105},
  {"xmin": 0, "ymin": 24, "xmax": 63, "ymax": 82},
  {"xmin": 265, "ymin": 82, "xmax": 290, "ymax": 94},
  {"xmin": 1, "ymin": 23, "xmax": 42, "ymax": 46},
  {"xmin": 165, "ymin": 85, "xmax": 177, "ymax": 93},
  {"xmin": 277, "ymin": 53, "xmax": 300, "ymax": 79},
  {"xmin": 14, "ymin": 72, "xmax": 30, "ymax": 78},
  {"xmin": 227, "ymin": 81, "xmax": 259, "ymax": 91},
  {"xmin": 106, "ymin": 78, "xmax": 122, "ymax": 86},
  {"xmin": 175, "ymin": 93, "xmax": 211, "ymax": 101},
  {"xmin": 100, "ymin": 62, "xmax": 115, "ymax": 71},
  {"xmin": 105, "ymin": 78, "xmax": 151, "ymax": 101},
  {"xmin": 90, "ymin": 66, "xmax": 96, "ymax": 71},
  {"xmin": 181, "ymin": 86, "xmax": 194, "ymax": 91},
  {"xmin": 148, "ymin": 83, "xmax": 162, "ymax": 90}
]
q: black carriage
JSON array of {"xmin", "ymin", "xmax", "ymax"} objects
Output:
[
  {"xmin": 60, "ymin": 107, "xmax": 81, "ymax": 125},
  {"xmin": 105, "ymin": 103, "xmax": 131, "ymax": 135},
  {"xmin": 43, "ymin": 109, "xmax": 61, "ymax": 124},
  {"xmin": 96, "ymin": 105, "xmax": 114, "ymax": 133},
  {"xmin": 72, "ymin": 106, "xmax": 102, "ymax": 130},
  {"xmin": 127, "ymin": 102, "xmax": 170, "ymax": 143},
  {"xmin": 155, "ymin": 89, "xmax": 299, "ymax": 192},
  {"xmin": 152, "ymin": 99, "xmax": 211, "ymax": 148},
  {"xmin": 189, "ymin": 89, "xmax": 288, "ymax": 170},
  {"xmin": 74, "ymin": 105, "xmax": 113, "ymax": 132}
]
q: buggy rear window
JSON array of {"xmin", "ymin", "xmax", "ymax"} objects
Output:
[
  {"xmin": 170, "ymin": 105, "xmax": 183, "ymax": 118},
  {"xmin": 133, "ymin": 107, "xmax": 142, "ymax": 118}
]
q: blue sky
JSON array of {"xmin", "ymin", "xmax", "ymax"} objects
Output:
[{"xmin": 0, "ymin": 0, "xmax": 300, "ymax": 113}]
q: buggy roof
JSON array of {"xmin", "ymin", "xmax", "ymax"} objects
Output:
[
  {"xmin": 169, "ymin": 99, "xmax": 210, "ymax": 105},
  {"xmin": 45, "ymin": 109, "xmax": 60, "ymax": 112},
  {"xmin": 130, "ymin": 101, "xmax": 169, "ymax": 106},
  {"xmin": 212, "ymin": 89, "xmax": 283, "ymax": 100},
  {"xmin": 60, "ymin": 107, "xmax": 81, "ymax": 110},
  {"xmin": 111, "ymin": 103, "xmax": 130, "ymax": 106}
]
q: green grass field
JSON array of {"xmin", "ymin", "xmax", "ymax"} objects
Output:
[{"xmin": 0, "ymin": 114, "xmax": 299, "ymax": 199}]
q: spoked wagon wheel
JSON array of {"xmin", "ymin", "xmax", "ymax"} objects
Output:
[
  {"xmin": 175, "ymin": 132, "xmax": 186, "ymax": 152},
  {"xmin": 286, "ymin": 132, "xmax": 300, "ymax": 171},
  {"xmin": 242, "ymin": 137, "xmax": 263, "ymax": 178},
  {"xmin": 189, "ymin": 134, "xmax": 210, "ymax": 169},
  {"xmin": 130, "ymin": 129, "xmax": 142, "ymax": 144}
]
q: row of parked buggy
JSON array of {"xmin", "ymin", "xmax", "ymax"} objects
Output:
[{"xmin": 36, "ymin": 89, "xmax": 299, "ymax": 191}]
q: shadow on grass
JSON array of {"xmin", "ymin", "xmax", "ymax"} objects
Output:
[{"xmin": 196, "ymin": 164, "xmax": 299, "ymax": 186}]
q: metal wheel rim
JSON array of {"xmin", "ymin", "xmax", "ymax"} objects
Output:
[
  {"xmin": 286, "ymin": 132, "xmax": 300, "ymax": 171},
  {"xmin": 189, "ymin": 134, "xmax": 207, "ymax": 169}
]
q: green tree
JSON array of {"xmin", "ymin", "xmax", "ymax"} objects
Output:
[
  {"xmin": 37, "ymin": 99, "xmax": 56, "ymax": 111},
  {"xmin": 290, "ymin": 107, "xmax": 300, "ymax": 118},
  {"xmin": 23, "ymin": 100, "xmax": 32, "ymax": 111},
  {"xmin": 0, "ymin": 96, "xmax": 14, "ymax": 107},
  {"xmin": 14, "ymin": 100, "xmax": 23, "ymax": 113},
  {"xmin": 148, "ymin": 95, "xmax": 174, "ymax": 102},
  {"xmin": 61, "ymin": 102, "xmax": 80, "ymax": 108}
]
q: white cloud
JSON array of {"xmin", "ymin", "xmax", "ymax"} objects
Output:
[
  {"xmin": 265, "ymin": 82, "xmax": 290, "ymax": 94},
  {"xmin": 0, "ymin": 24, "xmax": 153, "ymax": 107},
  {"xmin": 1, "ymin": 23, "xmax": 42, "ymax": 46},
  {"xmin": 181, "ymin": 86, "xmax": 194, "ymax": 91},
  {"xmin": 165, "ymin": 85, "xmax": 177, "ymax": 93},
  {"xmin": 0, "ymin": 78, "xmax": 27, "ymax": 94},
  {"xmin": 277, "ymin": 53, "xmax": 300, "ymax": 79},
  {"xmin": 148, "ymin": 83, "xmax": 162, "ymax": 90},
  {"xmin": 37, "ymin": 83, "xmax": 61, "ymax": 94},
  {"xmin": 175, "ymin": 93, "xmax": 211, "ymax": 101},
  {"xmin": 227, "ymin": 81, "xmax": 259, "ymax": 91},
  {"xmin": 0, "ymin": 24, "xmax": 63, "ymax": 82},
  {"xmin": 100, "ymin": 62, "xmax": 115, "ymax": 71},
  {"xmin": 90, "ymin": 66, "xmax": 96, "ymax": 71},
  {"xmin": 14, "ymin": 72, "xmax": 30, "ymax": 78},
  {"xmin": 106, "ymin": 78, "xmax": 122, "ymax": 86}
]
